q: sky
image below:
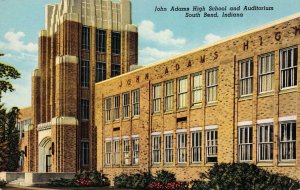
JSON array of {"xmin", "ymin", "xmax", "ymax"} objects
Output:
[{"xmin": 0, "ymin": 0, "xmax": 300, "ymax": 109}]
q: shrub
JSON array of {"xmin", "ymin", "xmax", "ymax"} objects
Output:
[
  {"xmin": 114, "ymin": 172, "xmax": 153, "ymax": 189},
  {"xmin": 48, "ymin": 178, "xmax": 76, "ymax": 187},
  {"xmin": 147, "ymin": 181, "xmax": 188, "ymax": 190},
  {"xmin": 155, "ymin": 170, "xmax": 176, "ymax": 185},
  {"xmin": 0, "ymin": 179, "xmax": 7, "ymax": 187},
  {"xmin": 190, "ymin": 180, "xmax": 209, "ymax": 190}
]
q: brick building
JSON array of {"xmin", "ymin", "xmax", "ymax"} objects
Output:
[{"xmin": 95, "ymin": 14, "xmax": 300, "ymax": 182}]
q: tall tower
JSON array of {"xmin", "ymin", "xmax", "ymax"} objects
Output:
[{"xmin": 31, "ymin": 0, "xmax": 138, "ymax": 172}]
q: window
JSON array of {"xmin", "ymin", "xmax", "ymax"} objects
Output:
[
  {"xmin": 164, "ymin": 134, "xmax": 173, "ymax": 163},
  {"xmin": 123, "ymin": 93, "xmax": 130, "ymax": 118},
  {"xmin": 112, "ymin": 32, "xmax": 121, "ymax": 55},
  {"xmin": 132, "ymin": 138, "xmax": 139, "ymax": 165},
  {"xmin": 280, "ymin": 46, "xmax": 298, "ymax": 89},
  {"xmin": 81, "ymin": 99, "xmax": 89, "ymax": 120},
  {"xmin": 123, "ymin": 139, "xmax": 130, "ymax": 165},
  {"xmin": 192, "ymin": 73, "xmax": 202, "ymax": 105},
  {"xmin": 177, "ymin": 133, "xmax": 187, "ymax": 163},
  {"xmin": 113, "ymin": 140, "xmax": 120, "ymax": 165},
  {"xmin": 259, "ymin": 53, "xmax": 274, "ymax": 93},
  {"xmin": 206, "ymin": 130, "xmax": 218, "ymax": 163},
  {"xmin": 191, "ymin": 131, "xmax": 202, "ymax": 163},
  {"xmin": 113, "ymin": 95, "xmax": 120, "ymax": 120},
  {"xmin": 105, "ymin": 98, "xmax": 111, "ymax": 122},
  {"xmin": 206, "ymin": 68, "xmax": 218, "ymax": 103},
  {"xmin": 239, "ymin": 59, "xmax": 253, "ymax": 96},
  {"xmin": 279, "ymin": 121, "xmax": 296, "ymax": 161},
  {"xmin": 105, "ymin": 141, "xmax": 112, "ymax": 165},
  {"xmin": 81, "ymin": 60, "xmax": 90, "ymax": 87},
  {"xmin": 96, "ymin": 62, "xmax": 106, "ymax": 82},
  {"xmin": 82, "ymin": 26, "xmax": 90, "ymax": 50},
  {"xmin": 132, "ymin": 89, "xmax": 140, "ymax": 116},
  {"xmin": 153, "ymin": 84, "xmax": 161, "ymax": 113},
  {"xmin": 152, "ymin": 135, "xmax": 161, "ymax": 164},
  {"xmin": 177, "ymin": 77, "xmax": 188, "ymax": 109},
  {"xmin": 111, "ymin": 63, "xmax": 120, "ymax": 77},
  {"xmin": 81, "ymin": 142, "xmax": 89, "ymax": 166},
  {"xmin": 96, "ymin": 29, "xmax": 106, "ymax": 52},
  {"xmin": 257, "ymin": 124, "xmax": 273, "ymax": 161},
  {"xmin": 165, "ymin": 80, "xmax": 174, "ymax": 111},
  {"xmin": 238, "ymin": 126, "xmax": 253, "ymax": 161}
]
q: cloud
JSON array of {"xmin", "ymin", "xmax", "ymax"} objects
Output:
[
  {"xmin": 0, "ymin": 31, "xmax": 38, "ymax": 53},
  {"xmin": 139, "ymin": 47, "xmax": 181, "ymax": 64},
  {"xmin": 139, "ymin": 20, "xmax": 186, "ymax": 46},
  {"xmin": 203, "ymin": 33, "xmax": 222, "ymax": 44}
]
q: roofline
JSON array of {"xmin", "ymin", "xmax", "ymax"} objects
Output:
[{"xmin": 96, "ymin": 12, "xmax": 300, "ymax": 86}]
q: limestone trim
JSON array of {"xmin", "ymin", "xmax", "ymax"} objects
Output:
[
  {"xmin": 151, "ymin": 132, "xmax": 161, "ymax": 135},
  {"xmin": 122, "ymin": 136, "xmax": 130, "ymax": 139},
  {"xmin": 113, "ymin": 137, "xmax": 120, "ymax": 140},
  {"xmin": 279, "ymin": 115, "xmax": 297, "ymax": 122},
  {"xmin": 32, "ymin": 69, "xmax": 40, "ymax": 77},
  {"xmin": 190, "ymin": 127, "xmax": 202, "ymax": 132},
  {"xmin": 257, "ymin": 118, "xmax": 274, "ymax": 124},
  {"xmin": 51, "ymin": 117, "xmax": 78, "ymax": 126},
  {"xmin": 105, "ymin": 138, "xmax": 112, "ymax": 141},
  {"xmin": 176, "ymin": 129, "xmax": 187, "ymax": 133},
  {"xmin": 131, "ymin": 135, "xmax": 139, "ymax": 138},
  {"xmin": 205, "ymin": 125, "xmax": 218, "ymax": 130},
  {"xmin": 55, "ymin": 55, "xmax": 78, "ymax": 65},
  {"xmin": 39, "ymin": 30, "xmax": 48, "ymax": 37},
  {"xmin": 238, "ymin": 121, "xmax": 252, "ymax": 126},
  {"xmin": 37, "ymin": 122, "xmax": 52, "ymax": 131},
  {"xmin": 163, "ymin": 130, "xmax": 173, "ymax": 134}
]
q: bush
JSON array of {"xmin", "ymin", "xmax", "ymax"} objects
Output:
[
  {"xmin": 155, "ymin": 170, "xmax": 176, "ymax": 185},
  {"xmin": 190, "ymin": 180, "xmax": 209, "ymax": 190},
  {"xmin": 114, "ymin": 172, "xmax": 153, "ymax": 189},
  {"xmin": 0, "ymin": 179, "xmax": 7, "ymax": 187},
  {"xmin": 147, "ymin": 181, "xmax": 188, "ymax": 190}
]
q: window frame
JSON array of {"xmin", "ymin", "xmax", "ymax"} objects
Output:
[
  {"xmin": 113, "ymin": 95, "xmax": 120, "ymax": 121},
  {"xmin": 191, "ymin": 72, "xmax": 202, "ymax": 106},
  {"xmin": 122, "ymin": 139, "xmax": 130, "ymax": 165},
  {"xmin": 205, "ymin": 129, "xmax": 218, "ymax": 163},
  {"xmin": 105, "ymin": 140, "xmax": 112, "ymax": 165},
  {"xmin": 152, "ymin": 135, "xmax": 161, "ymax": 164},
  {"xmin": 112, "ymin": 32, "xmax": 121, "ymax": 55},
  {"xmin": 239, "ymin": 58, "xmax": 253, "ymax": 97},
  {"xmin": 82, "ymin": 26, "xmax": 90, "ymax": 50},
  {"xmin": 153, "ymin": 84, "xmax": 161, "ymax": 113},
  {"xmin": 164, "ymin": 134, "xmax": 173, "ymax": 163},
  {"xmin": 122, "ymin": 92, "xmax": 130, "ymax": 119},
  {"xmin": 132, "ymin": 89, "xmax": 140, "ymax": 116},
  {"xmin": 279, "ymin": 121, "xmax": 296, "ymax": 162},
  {"xmin": 280, "ymin": 46, "xmax": 298, "ymax": 90},
  {"xmin": 95, "ymin": 62, "xmax": 106, "ymax": 82},
  {"xmin": 105, "ymin": 97, "xmax": 111, "ymax": 122},
  {"xmin": 81, "ymin": 99, "xmax": 89, "ymax": 120},
  {"xmin": 132, "ymin": 138, "xmax": 139, "ymax": 165},
  {"xmin": 191, "ymin": 130, "xmax": 202, "ymax": 163},
  {"xmin": 96, "ymin": 29, "xmax": 106, "ymax": 53},
  {"xmin": 113, "ymin": 139, "xmax": 120, "ymax": 165},
  {"xmin": 81, "ymin": 60, "xmax": 90, "ymax": 88},
  {"xmin": 258, "ymin": 53, "xmax": 275, "ymax": 93},
  {"xmin": 238, "ymin": 126, "xmax": 253, "ymax": 162},
  {"xmin": 81, "ymin": 141, "xmax": 89, "ymax": 166},
  {"xmin": 177, "ymin": 133, "xmax": 187, "ymax": 163},
  {"xmin": 206, "ymin": 68, "xmax": 218, "ymax": 103},
  {"xmin": 257, "ymin": 124, "xmax": 273, "ymax": 162},
  {"xmin": 177, "ymin": 76, "xmax": 188, "ymax": 109},
  {"xmin": 164, "ymin": 80, "xmax": 174, "ymax": 112}
]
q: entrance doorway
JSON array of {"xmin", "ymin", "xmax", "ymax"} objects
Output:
[
  {"xmin": 46, "ymin": 155, "xmax": 52, "ymax": 172},
  {"xmin": 38, "ymin": 137, "xmax": 52, "ymax": 172}
]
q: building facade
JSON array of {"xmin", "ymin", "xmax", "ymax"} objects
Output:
[
  {"xmin": 18, "ymin": 0, "xmax": 138, "ymax": 173},
  {"xmin": 95, "ymin": 14, "xmax": 300, "ymax": 182}
]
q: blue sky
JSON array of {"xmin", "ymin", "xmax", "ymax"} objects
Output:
[{"xmin": 0, "ymin": 0, "xmax": 300, "ymax": 108}]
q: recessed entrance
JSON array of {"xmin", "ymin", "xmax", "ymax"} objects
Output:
[{"xmin": 38, "ymin": 137, "xmax": 52, "ymax": 172}]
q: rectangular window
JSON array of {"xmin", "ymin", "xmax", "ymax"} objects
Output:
[
  {"xmin": 132, "ymin": 138, "xmax": 139, "ymax": 165},
  {"xmin": 192, "ymin": 73, "xmax": 202, "ymax": 105},
  {"xmin": 82, "ymin": 26, "xmax": 90, "ymax": 50},
  {"xmin": 96, "ymin": 62, "xmax": 106, "ymax": 82},
  {"xmin": 152, "ymin": 135, "xmax": 161, "ymax": 164},
  {"xmin": 113, "ymin": 140, "xmax": 120, "ymax": 165},
  {"xmin": 259, "ymin": 53, "xmax": 274, "ymax": 93},
  {"xmin": 279, "ymin": 121, "xmax": 296, "ymax": 161},
  {"xmin": 153, "ymin": 84, "xmax": 161, "ymax": 113},
  {"xmin": 81, "ymin": 142, "xmax": 89, "ymax": 166},
  {"xmin": 132, "ymin": 89, "xmax": 140, "ymax": 116},
  {"xmin": 177, "ymin": 77, "xmax": 188, "ymax": 109},
  {"xmin": 113, "ymin": 95, "xmax": 120, "ymax": 120},
  {"xmin": 105, "ymin": 97, "xmax": 111, "ymax": 122},
  {"xmin": 239, "ymin": 58, "xmax": 253, "ymax": 96},
  {"xmin": 238, "ymin": 126, "xmax": 253, "ymax": 161},
  {"xmin": 206, "ymin": 130, "xmax": 218, "ymax": 163},
  {"xmin": 123, "ymin": 139, "xmax": 130, "ymax": 165},
  {"xmin": 164, "ymin": 134, "xmax": 173, "ymax": 163},
  {"xmin": 105, "ymin": 141, "xmax": 112, "ymax": 165},
  {"xmin": 112, "ymin": 32, "xmax": 121, "ymax": 55},
  {"xmin": 257, "ymin": 124, "xmax": 273, "ymax": 161},
  {"xmin": 81, "ymin": 99, "xmax": 89, "ymax": 120},
  {"xmin": 111, "ymin": 63, "xmax": 120, "ymax": 77},
  {"xmin": 280, "ymin": 46, "xmax": 298, "ymax": 89},
  {"xmin": 191, "ymin": 131, "xmax": 202, "ymax": 163},
  {"xmin": 81, "ymin": 60, "xmax": 90, "ymax": 87},
  {"xmin": 177, "ymin": 133, "xmax": 187, "ymax": 163},
  {"xmin": 206, "ymin": 68, "xmax": 218, "ymax": 103},
  {"xmin": 165, "ymin": 80, "xmax": 174, "ymax": 112},
  {"xmin": 96, "ymin": 29, "xmax": 106, "ymax": 52},
  {"xmin": 122, "ymin": 93, "xmax": 130, "ymax": 118}
]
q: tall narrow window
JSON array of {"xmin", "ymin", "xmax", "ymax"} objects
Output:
[
  {"xmin": 206, "ymin": 130, "xmax": 218, "ymax": 163},
  {"xmin": 96, "ymin": 62, "xmax": 106, "ymax": 82},
  {"xmin": 82, "ymin": 26, "xmax": 90, "ymax": 50},
  {"xmin": 259, "ymin": 53, "xmax": 274, "ymax": 93},
  {"xmin": 112, "ymin": 32, "xmax": 121, "ymax": 55},
  {"xmin": 132, "ymin": 138, "xmax": 139, "ymax": 165},
  {"xmin": 239, "ymin": 59, "xmax": 253, "ymax": 96},
  {"xmin": 105, "ymin": 97, "xmax": 111, "ymax": 122},
  {"xmin": 81, "ymin": 142, "xmax": 89, "ymax": 166},
  {"xmin": 238, "ymin": 126, "xmax": 253, "ymax": 161},
  {"xmin": 164, "ymin": 134, "xmax": 173, "ymax": 163},
  {"xmin": 191, "ymin": 131, "xmax": 202, "ymax": 163},
  {"xmin": 165, "ymin": 80, "xmax": 174, "ymax": 111},
  {"xmin": 206, "ymin": 68, "xmax": 218, "ymax": 103},
  {"xmin": 122, "ymin": 92, "xmax": 130, "ymax": 118},
  {"xmin": 132, "ymin": 89, "xmax": 140, "ymax": 116},
  {"xmin": 96, "ymin": 29, "xmax": 106, "ymax": 52},
  {"xmin": 177, "ymin": 77, "xmax": 188, "ymax": 109},
  {"xmin": 153, "ymin": 84, "xmax": 161, "ymax": 113},
  {"xmin": 192, "ymin": 73, "xmax": 202, "ymax": 105},
  {"xmin": 279, "ymin": 121, "xmax": 296, "ymax": 161},
  {"xmin": 113, "ymin": 140, "xmax": 120, "ymax": 165},
  {"xmin": 257, "ymin": 124, "xmax": 273, "ymax": 161},
  {"xmin": 105, "ymin": 141, "xmax": 112, "ymax": 165},
  {"xmin": 123, "ymin": 139, "xmax": 130, "ymax": 165},
  {"xmin": 177, "ymin": 133, "xmax": 187, "ymax": 163},
  {"xmin": 81, "ymin": 60, "xmax": 90, "ymax": 87},
  {"xmin": 113, "ymin": 95, "xmax": 120, "ymax": 120},
  {"xmin": 111, "ymin": 63, "xmax": 120, "ymax": 77},
  {"xmin": 152, "ymin": 135, "xmax": 161, "ymax": 164},
  {"xmin": 81, "ymin": 99, "xmax": 89, "ymax": 120},
  {"xmin": 280, "ymin": 46, "xmax": 298, "ymax": 89}
]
